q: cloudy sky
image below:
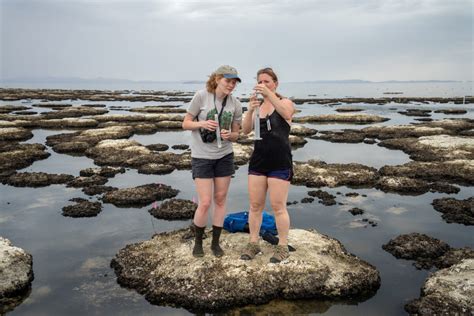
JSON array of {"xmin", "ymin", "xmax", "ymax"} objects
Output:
[{"xmin": 1, "ymin": 0, "xmax": 472, "ymax": 82}]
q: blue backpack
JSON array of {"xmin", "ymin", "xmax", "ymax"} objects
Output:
[{"xmin": 224, "ymin": 211, "xmax": 278, "ymax": 236}]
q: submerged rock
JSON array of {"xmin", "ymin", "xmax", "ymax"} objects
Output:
[
  {"xmin": 137, "ymin": 163, "xmax": 176, "ymax": 175},
  {"xmin": 405, "ymin": 259, "xmax": 474, "ymax": 316},
  {"xmin": 171, "ymin": 144, "xmax": 189, "ymax": 150},
  {"xmin": 3, "ymin": 172, "xmax": 75, "ymax": 187},
  {"xmin": 102, "ymin": 183, "xmax": 179, "ymax": 207},
  {"xmin": 335, "ymin": 107, "xmax": 363, "ymax": 112},
  {"xmin": 307, "ymin": 190, "xmax": 337, "ymax": 206},
  {"xmin": 111, "ymin": 228, "xmax": 380, "ymax": 312},
  {"xmin": 398, "ymin": 109, "xmax": 431, "ymax": 117},
  {"xmin": 146, "ymin": 143, "xmax": 169, "ymax": 151},
  {"xmin": 348, "ymin": 208, "xmax": 365, "ymax": 216},
  {"xmin": 431, "ymin": 197, "xmax": 474, "ymax": 225},
  {"xmin": 0, "ymin": 237, "xmax": 34, "ymax": 314},
  {"xmin": 292, "ymin": 160, "xmax": 378, "ymax": 188},
  {"xmin": 62, "ymin": 198, "xmax": 103, "ymax": 217},
  {"xmin": 312, "ymin": 130, "xmax": 366, "ymax": 143},
  {"xmin": 148, "ymin": 198, "xmax": 197, "ymax": 220}
]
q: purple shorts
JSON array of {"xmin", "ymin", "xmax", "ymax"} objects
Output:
[{"xmin": 248, "ymin": 168, "xmax": 293, "ymax": 182}]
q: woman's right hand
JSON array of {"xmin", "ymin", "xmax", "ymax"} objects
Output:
[
  {"xmin": 200, "ymin": 119, "xmax": 218, "ymax": 131},
  {"xmin": 248, "ymin": 95, "xmax": 262, "ymax": 112}
]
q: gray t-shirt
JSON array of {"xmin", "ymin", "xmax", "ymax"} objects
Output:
[{"xmin": 187, "ymin": 89, "xmax": 242, "ymax": 159}]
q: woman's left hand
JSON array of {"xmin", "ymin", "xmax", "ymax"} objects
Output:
[
  {"xmin": 220, "ymin": 129, "xmax": 231, "ymax": 140},
  {"xmin": 254, "ymin": 84, "xmax": 272, "ymax": 98}
]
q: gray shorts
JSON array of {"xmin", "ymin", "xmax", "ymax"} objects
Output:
[{"xmin": 191, "ymin": 153, "xmax": 235, "ymax": 179}]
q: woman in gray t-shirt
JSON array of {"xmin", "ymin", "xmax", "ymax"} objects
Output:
[{"xmin": 182, "ymin": 65, "xmax": 243, "ymax": 258}]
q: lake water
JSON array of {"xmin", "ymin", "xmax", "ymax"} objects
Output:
[{"xmin": 1, "ymin": 81, "xmax": 473, "ymax": 315}]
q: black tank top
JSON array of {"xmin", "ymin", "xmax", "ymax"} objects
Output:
[{"xmin": 249, "ymin": 110, "xmax": 293, "ymax": 172}]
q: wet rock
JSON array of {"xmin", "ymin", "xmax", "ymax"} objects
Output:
[
  {"xmin": 3, "ymin": 172, "xmax": 75, "ymax": 187},
  {"xmin": 289, "ymin": 135, "xmax": 307, "ymax": 147},
  {"xmin": 293, "ymin": 160, "xmax": 378, "ymax": 188},
  {"xmin": 81, "ymin": 103, "xmax": 106, "ymax": 108},
  {"xmin": 348, "ymin": 208, "xmax": 365, "ymax": 216},
  {"xmin": 0, "ymin": 143, "xmax": 50, "ymax": 172},
  {"xmin": 414, "ymin": 118, "xmax": 433, "ymax": 122},
  {"xmin": 398, "ymin": 109, "xmax": 431, "ymax": 117},
  {"xmin": 85, "ymin": 139, "xmax": 151, "ymax": 166},
  {"xmin": 293, "ymin": 114, "xmax": 389, "ymax": 124},
  {"xmin": 37, "ymin": 118, "xmax": 99, "ymax": 129},
  {"xmin": 13, "ymin": 111, "xmax": 37, "ymax": 115},
  {"xmin": 67, "ymin": 175, "xmax": 109, "ymax": 188},
  {"xmin": 146, "ymin": 143, "xmax": 169, "ymax": 151},
  {"xmin": 375, "ymin": 176, "xmax": 459, "ymax": 195},
  {"xmin": 137, "ymin": 163, "xmax": 176, "ymax": 175},
  {"xmin": 345, "ymin": 192, "xmax": 359, "ymax": 197},
  {"xmin": 434, "ymin": 109, "xmax": 467, "ymax": 115},
  {"xmin": 111, "ymin": 228, "xmax": 380, "ymax": 312},
  {"xmin": 404, "ymin": 259, "xmax": 474, "ymax": 316},
  {"xmin": 91, "ymin": 113, "xmax": 184, "ymax": 123},
  {"xmin": 0, "ymin": 127, "xmax": 33, "ymax": 141},
  {"xmin": 431, "ymin": 197, "xmax": 474, "ymax": 225},
  {"xmin": 102, "ymin": 183, "xmax": 179, "ymax": 207},
  {"xmin": 79, "ymin": 166, "xmax": 125, "ymax": 178},
  {"xmin": 129, "ymin": 106, "xmax": 186, "ymax": 113},
  {"xmin": 32, "ymin": 103, "xmax": 72, "ymax": 108},
  {"xmin": 312, "ymin": 130, "xmax": 366, "ymax": 143},
  {"xmin": 0, "ymin": 237, "xmax": 34, "ymax": 312},
  {"xmin": 434, "ymin": 247, "xmax": 474, "ymax": 269},
  {"xmin": 335, "ymin": 107, "xmax": 363, "ymax": 112},
  {"xmin": 82, "ymin": 185, "xmax": 118, "ymax": 196},
  {"xmin": 382, "ymin": 233, "xmax": 450, "ymax": 269},
  {"xmin": 148, "ymin": 198, "xmax": 197, "ymax": 220},
  {"xmin": 379, "ymin": 135, "xmax": 474, "ymax": 161},
  {"xmin": 0, "ymin": 105, "xmax": 30, "ymax": 113},
  {"xmin": 379, "ymin": 160, "xmax": 474, "ymax": 186},
  {"xmin": 62, "ymin": 198, "xmax": 103, "ymax": 217},
  {"xmin": 307, "ymin": 190, "xmax": 337, "ymax": 206},
  {"xmin": 155, "ymin": 121, "xmax": 183, "ymax": 129},
  {"xmin": 363, "ymin": 138, "xmax": 377, "ymax": 144},
  {"xmin": 290, "ymin": 124, "xmax": 317, "ymax": 136},
  {"xmin": 171, "ymin": 144, "xmax": 189, "ymax": 150},
  {"xmin": 40, "ymin": 106, "xmax": 108, "ymax": 119},
  {"xmin": 301, "ymin": 197, "xmax": 314, "ymax": 203},
  {"xmin": 52, "ymin": 141, "xmax": 90, "ymax": 154},
  {"xmin": 362, "ymin": 124, "xmax": 448, "ymax": 140}
]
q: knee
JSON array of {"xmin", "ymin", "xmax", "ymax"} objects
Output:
[
  {"xmin": 198, "ymin": 199, "xmax": 212, "ymax": 212},
  {"xmin": 249, "ymin": 202, "xmax": 264, "ymax": 213},
  {"xmin": 271, "ymin": 203, "xmax": 287, "ymax": 215},
  {"xmin": 214, "ymin": 192, "xmax": 227, "ymax": 207}
]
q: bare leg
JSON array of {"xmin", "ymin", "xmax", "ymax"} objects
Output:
[
  {"xmin": 193, "ymin": 178, "xmax": 213, "ymax": 227},
  {"xmin": 268, "ymin": 177, "xmax": 290, "ymax": 245},
  {"xmin": 248, "ymin": 175, "xmax": 268, "ymax": 243},
  {"xmin": 212, "ymin": 176, "xmax": 231, "ymax": 226}
]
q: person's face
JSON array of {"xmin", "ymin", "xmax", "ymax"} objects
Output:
[
  {"xmin": 216, "ymin": 77, "xmax": 238, "ymax": 95},
  {"xmin": 257, "ymin": 73, "xmax": 277, "ymax": 92}
]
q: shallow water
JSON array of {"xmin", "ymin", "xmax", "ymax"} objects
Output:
[{"xmin": 1, "ymin": 87, "xmax": 473, "ymax": 315}]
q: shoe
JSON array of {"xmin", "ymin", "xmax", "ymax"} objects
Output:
[
  {"xmin": 211, "ymin": 225, "xmax": 224, "ymax": 257},
  {"xmin": 270, "ymin": 245, "xmax": 289, "ymax": 263},
  {"xmin": 240, "ymin": 242, "xmax": 261, "ymax": 260},
  {"xmin": 192, "ymin": 224, "xmax": 205, "ymax": 257}
]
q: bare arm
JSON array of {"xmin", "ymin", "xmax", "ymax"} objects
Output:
[
  {"xmin": 255, "ymin": 84, "xmax": 295, "ymax": 121},
  {"xmin": 182, "ymin": 113, "xmax": 217, "ymax": 131}
]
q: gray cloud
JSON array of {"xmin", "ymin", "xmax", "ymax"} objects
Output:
[{"xmin": 1, "ymin": 0, "xmax": 472, "ymax": 82}]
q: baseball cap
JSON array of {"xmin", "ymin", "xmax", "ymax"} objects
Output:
[{"xmin": 214, "ymin": 65, "xmax": 241, "ymax": 82}]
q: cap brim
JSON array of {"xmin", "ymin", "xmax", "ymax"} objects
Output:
[{"xmin": 223, "ymin": 74, "xmax": 241, "ymax": 82}]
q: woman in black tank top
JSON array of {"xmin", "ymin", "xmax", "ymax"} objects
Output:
[{"xmin": 240, "ymin": 68, "xmax": 295, "ymax": 263}]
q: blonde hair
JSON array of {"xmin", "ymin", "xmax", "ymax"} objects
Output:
[
  {"xmin": 257, "ymin": 67, "xmax": 284, "ymax": 99},
  {"xmin": 206, "ymin": 73, "xmax": 223, "ymax": 93}
]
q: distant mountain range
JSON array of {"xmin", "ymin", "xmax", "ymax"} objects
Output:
[{"xmin": 0, "ymin": 76, "xmax": 464, "ymax": 84}]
